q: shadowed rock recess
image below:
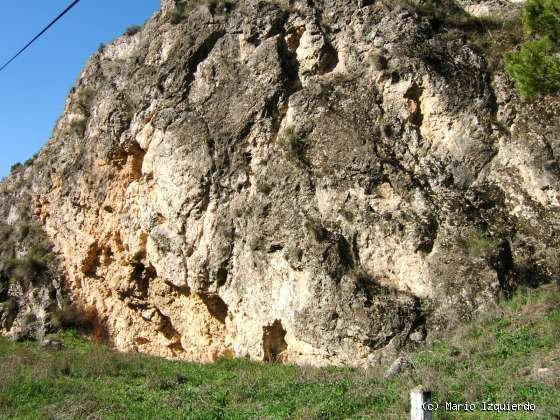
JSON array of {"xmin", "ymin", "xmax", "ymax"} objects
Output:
[{"xmin": 0, "ymin": 0, "xmax": 559, "ymax": 367}]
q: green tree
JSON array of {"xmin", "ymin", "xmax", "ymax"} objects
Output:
[
  {"xmin": 523, "ymin": 0, "xmax": 560, "ymax": 41},
  {"xmin": 505, "ymin": 37, "xmax": 560, "ymax": 99},
  {"xmin": 506, "ymin": 0, "xmax": 560, "ymax": 99}
]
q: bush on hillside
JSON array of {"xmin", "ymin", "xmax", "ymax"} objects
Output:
[
  {"xmin": 124, "ymin": 25, "xmax": 142, "ymax": 37},
  {"xmin": 505, "ymin": 37, "xmax": 560, "ymax": 99},
  {"xmin": 24, "ymin": 154, "xmax": 37, "ymax": 167},
  {"xmin": 9, "ymin": 163, "xmax": 22, "ymax": 173},
  {"xmin": 506, "ymin": 0, "xmax": 560, "ymax": 99},
  {"xmin": 523, "ymin": 0, "xmax": 560, "ymax": 41},
  {"xmin": 0, "ymin": 222, "xmax": 55, "ymax": 291}
]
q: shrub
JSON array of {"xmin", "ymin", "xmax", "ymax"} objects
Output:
[
  {"xmin": 505, "ymin": 37, "xmax": 560, "ymax": 99},
  {"xmin": 9, "ymin": 256, "xmax": 49, "ymax": 285},
  {"xmin": 124, "ymin": 25, "xmax": 142, "ymax": 37},
  {"xmin": 9, "ymin": 163, "xmax": 22, "ymax": 173},
  {"xmin": 170, "ymin": 3, "xmax": 189, "ymax": 24},
  {"xmin": 0, "ymin": 222, "xmax": 54, "ymax": 289},
  {"xmin": 523, "ymin": 0, "xmax": 560, "ymax": 41},
  {"xmin": 506, "ymin": 0, "xmax": 560, "ymax": 99},
  {"xmin": 23, "ymin": 154, "xmax": 37, "ymax": 167}
]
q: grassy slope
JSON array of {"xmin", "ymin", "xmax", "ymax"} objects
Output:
[{"xmin": 0, "ymin": 285, "xmax": 558, "ymax": 419}]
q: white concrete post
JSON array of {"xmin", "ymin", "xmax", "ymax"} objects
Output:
[{"xmin": 411, "ymin": 386, "xmax": 433, "ymax": 420}]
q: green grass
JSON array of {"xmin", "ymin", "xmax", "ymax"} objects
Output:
[{"xmin": 0, "ymin": 285, "xmax": 559, "ymax": 419}]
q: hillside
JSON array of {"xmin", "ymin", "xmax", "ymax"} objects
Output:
[
  {"xmin": 0, "ymin": 0, "xmax": 559, "ymax": 371},
  {"xmin": 1, "ymin": 285, "xmax": 558, "ymax": 418}
]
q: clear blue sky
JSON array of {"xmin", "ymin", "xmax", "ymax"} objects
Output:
[{"xmin": 0, "ymin": 0, "xmax": 160, "ymax": 179}]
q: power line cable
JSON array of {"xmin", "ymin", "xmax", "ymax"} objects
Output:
[{"xmin": 0, "ymin": 0, "xmax": 82, "ymax": 74}]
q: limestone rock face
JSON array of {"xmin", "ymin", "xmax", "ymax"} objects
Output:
[{"xmin": 1, "ymin": 0, "xmax": 559, "ymax": 366}]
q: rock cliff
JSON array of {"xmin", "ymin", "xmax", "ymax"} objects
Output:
[{"xmin": 1, "ymin": 0, "xmax": 559, "ymax": 367}]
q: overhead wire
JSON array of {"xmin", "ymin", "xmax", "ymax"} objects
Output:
[{"xmin": 0, "ymin": 0, "xmax": 82, "ymax": 74}]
